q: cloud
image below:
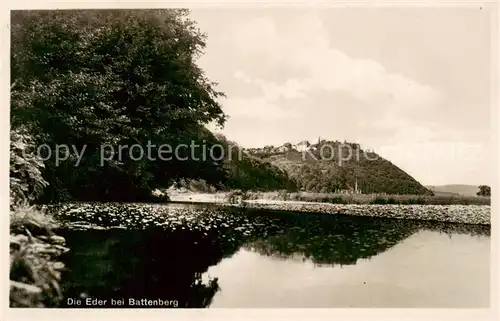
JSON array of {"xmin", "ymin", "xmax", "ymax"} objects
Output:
[
  {"xmin": 234, "ymin": 70, "xmax": 309, "ymax": 101},
  {"xmin": 229, "ymin": 13, "xmax": 442, "ymax": 109},
  {"xmin": 223, "ymin": 11, "xmax": 447, "ymax": 153},
  {"xmin": 192, "ymin": 8, "xmax": 490, "ymax": 185},
  {"xmin": 221, "ymin": 97, "xmax": 299, "ymax": 121}
]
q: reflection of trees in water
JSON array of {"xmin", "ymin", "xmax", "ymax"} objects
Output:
[{"xmin": 58, "ymin": 229, "xmax": 224, "ymax": 308}]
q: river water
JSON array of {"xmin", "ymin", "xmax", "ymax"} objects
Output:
[{"xmin": 54, "ymin": 203, "xmax": 490, "ymax": 308}]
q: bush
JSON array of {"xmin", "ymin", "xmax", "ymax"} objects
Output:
[
  {"xmin": 10, "ymin": 203, "xmax": 56, "ymax": 235},
  {"xmin": 225, "ymin": 190, "xmax": 248, "ymax": 204},
  {"xmin": 329, "ymin": 197, "xmax": 345, "ymax": 204},
  {"xmin": 277, "ymin": 190, "xmax": 289, "ymax": 201},
  {"xmin": 10, "ymin": 127, "xmax": 48, "ymax": 207}
]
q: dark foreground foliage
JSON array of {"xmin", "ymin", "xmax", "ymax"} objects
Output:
[{"xmin": 10, "ymin": 125, "xmax": 69, "ymax": 308}]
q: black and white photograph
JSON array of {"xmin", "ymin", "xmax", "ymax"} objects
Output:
[{"xmin": 6, "ymin": 3, "xmax": 496, "ymax": 314}]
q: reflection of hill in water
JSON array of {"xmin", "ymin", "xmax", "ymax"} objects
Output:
[
  {"xmin": 242, "ymin": 214, "xmax": 418, "ymax": 266},
  {"xmin": 242, "ymin": 214, "xmax": 490, "ymax": 266},
  {"xmin": 55, "ymin": 203, "xmax": 490, "ymax": 308},
  {"xmin": 245, "ymin": 227, "xmax": 416, "ymax": 266}
]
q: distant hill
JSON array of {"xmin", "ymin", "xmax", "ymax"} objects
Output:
[
  {"xmin": 176, "ymin": 135, "xmax": 433, "ymax": 195},
  {"xmin": 425, "ymin": 185, "xmax": 480, "ymax": 197},
  {"xmin": 242, "ymin": 139, "xmax": 432, "ymax": 195}
]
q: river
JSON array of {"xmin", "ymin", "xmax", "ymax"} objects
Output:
[{"xmin": 52, "ymin": 202, "xmax": 490, "ymax": 308}]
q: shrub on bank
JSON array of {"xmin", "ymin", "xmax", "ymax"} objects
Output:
[
  {"xmin": 9, "ymin": 127, "xmax": 48, "ymax": 207},
  {"xmin": 225, "ymin": 190, "xmax": 249, "ymax": 205}
]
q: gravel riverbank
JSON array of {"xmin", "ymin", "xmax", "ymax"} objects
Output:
[
  {"xmin": 206, "ymin": 200, "xmax": 490, "ymax": 225},
  {"xmin": 166, "ymin": 191, "xmax": 491, "ymax": 225}
]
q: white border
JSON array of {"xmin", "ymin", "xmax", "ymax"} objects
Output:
[{"xmin": 1, "ymin": 1, "xmax": 498, "ymax": 321}]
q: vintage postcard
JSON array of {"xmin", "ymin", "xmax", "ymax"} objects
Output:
[{"xmin": 3, "ymin": 1, "xmax": 498, "ymax": 321}]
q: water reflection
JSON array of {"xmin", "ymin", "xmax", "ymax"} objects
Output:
[
  {"xmin": 243, "ymin": 213, "xmax": 489, "ymax": 266},
  {"xmin": 58, "ymin": 228, "xmax": 222, "ymax": 308},
  {"xmin": 242, "ymin": 215, "xmax": 419, "ymax": 266},
  {"xmin": 55, "ymin": 203, "xmax": 490, "ymax": 308}
]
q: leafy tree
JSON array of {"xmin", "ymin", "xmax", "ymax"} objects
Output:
[
  {"xmin": 11, "ymin": 9, "xmax": 228, "ymax": 202},
  {"xmin": 477, "ymin": 185, "xmax": 491, "ymax": 197}
]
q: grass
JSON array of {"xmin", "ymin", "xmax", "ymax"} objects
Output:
[
  {"xmin": 239, "ymin": 191, "xmax": 491, "ymax": 206},
  {"xmin": 10, "ymin": 203, "xmax": 57, "ymax": 233}
]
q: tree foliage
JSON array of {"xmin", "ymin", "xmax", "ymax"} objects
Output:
[
  {"xmin": 477, "ymin": 185, "xmax": 491, "ymax": 197},
  {"xmin": 11, "ymin": 9, "xmax": 229, "ymax": 202}
]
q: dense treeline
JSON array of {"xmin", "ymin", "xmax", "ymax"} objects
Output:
[
  {"xmin": 11, "ymin": 9, "xmax": 233, "ymax": 202},
  {"xmin": 216, "ymin": 135, "xmax": 297, "ymax": 191}
]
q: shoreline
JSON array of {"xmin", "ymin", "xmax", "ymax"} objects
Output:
[
  {"xmin": 167, "ymin": 193, "xmax": 491, "ymax": 226},
  {"xmin": 165, "ymin": 189, "xmax": 491, "ymax": 206}
]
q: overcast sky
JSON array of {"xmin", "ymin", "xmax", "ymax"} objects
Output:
[{"xmin": 189, "ymin": 7, "xmax": 494, "ymax": 186}]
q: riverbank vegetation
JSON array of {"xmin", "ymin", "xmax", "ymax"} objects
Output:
[
  {"xmin": 240, "ymin": 191, "xmax": 491, "ymax": 206},
  {"xmin": 167, "ymin": 188, "xmax": 491, "ymax": 206},
  {"xmin": 10, "ymin": 128, "xmax": 69, "ymax": 307}
]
